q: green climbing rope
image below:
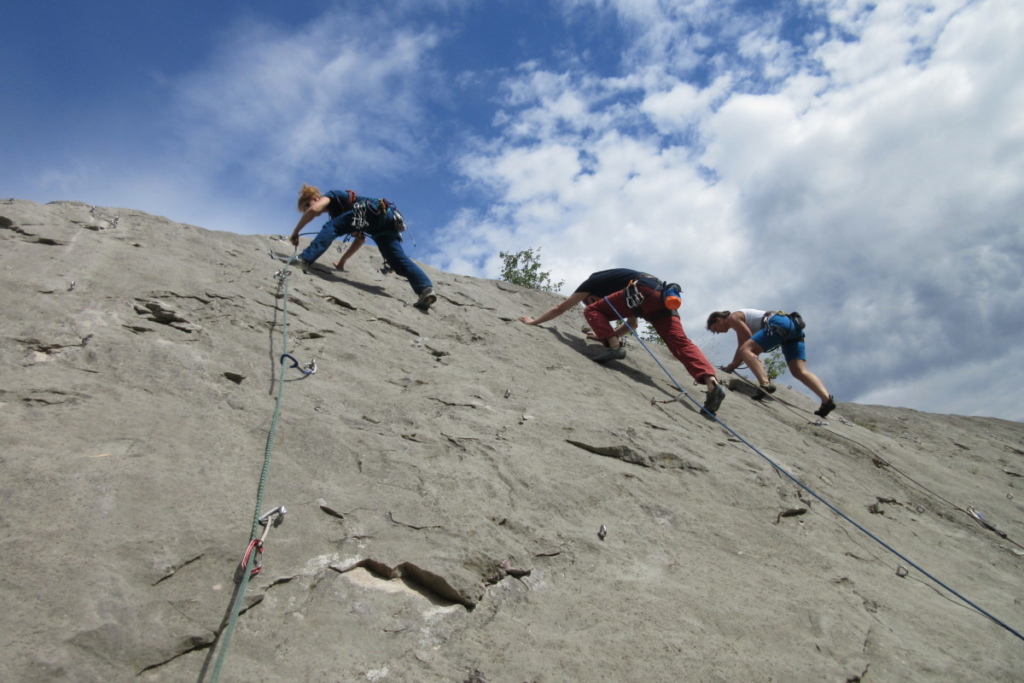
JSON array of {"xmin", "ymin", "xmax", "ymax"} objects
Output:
[{"xmin": 207, "ymin": 250, "xmax": 300, "ymax": 682}]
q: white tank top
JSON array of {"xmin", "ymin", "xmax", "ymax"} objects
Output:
[{"xmin": 740, "ymin": 309, "xmax": 767, "ymax": 333}]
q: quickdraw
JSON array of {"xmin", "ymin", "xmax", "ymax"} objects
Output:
[
  {"xmin": 240, "ymin": 505, "xmax": 288, "ymax": 577},
  {"xmin": 625, "ymin": 280, "xmax": 644, "ymax": 314},
  {"xmin": 280, "ymin": 353, "xmax": 317, "ymax": 376},
  {"xmin": 350, "ymin": 200, "xmax": 370, "ymax": 232},
  {"xmin": 967, "ymin": 505, "xmax": 1009, "ymax": 539}
]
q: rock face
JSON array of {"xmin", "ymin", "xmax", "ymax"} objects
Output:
[{"xmin": 1, "ymin": 199, "xmax": 1023, "ymax": 683}]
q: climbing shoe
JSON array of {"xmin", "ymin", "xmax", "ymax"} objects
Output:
[
  {"xmin": 752, "ymin": 381, "xmax": 777, "ymax": 401},
  {"xmin": 413, "ymin": 287, "xmax": 437, "ymax": 310},
  {"xmin": 593, "ymin": 347, "xmax": 627, "ymax": 364},
  {"xmin": 814, "ymin": 395, "xmax": 836, "ymax": 418},
  {"xmin": 703, "ymin": 383, "xmax": 727, "ymax": 416}
]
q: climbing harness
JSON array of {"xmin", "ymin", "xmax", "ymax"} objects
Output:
[
  {"xmin": 599, "ymin": 296, "xmax": 1024, "ymax": 643},
  {"xmin": 293, "ymin": 194, "xmax": 413, "ymax": 265},
  {"xmin": 761, "ymin": 311, "xmax": 806, "ymax": 343},
  {"xmin": 622, "ymin": 277, "xmax": 681, "ymax": 323}
]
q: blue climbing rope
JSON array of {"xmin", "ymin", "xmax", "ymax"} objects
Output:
[{"xmin": 600, "ymin": 296, "xmax": 1024, "ymax": 643}]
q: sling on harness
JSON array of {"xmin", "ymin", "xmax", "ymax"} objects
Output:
[
  {"xmin": 624, "ymin": 277, "xmax": 682, "ymax": 322},
  {"xmin": 379, "ymin": 198, "xmax": 406, "ymax": 233},
  {"xmin": 335, "ymin": 189, "xmax": 357, "ymax": 212},
  {"xmin": 336, "ymin": 192, "xmax": 405, "ymax": 236}
]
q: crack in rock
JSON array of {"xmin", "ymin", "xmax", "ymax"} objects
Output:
[
  {"xmin": 429, "ymin": 397, "xmax": 480, "ymax": 409},
  {"xmin": 135, "ymin": 632, "xmax": 216, "ymax": 675},
  {"xmin": 17, "ymin": 334, "xmax": 93, "ymax": 355},
  {"xmin": 323, "ymin": 294, "xmax": 356, "ymax": 310},
  {"xmin": 867, "ymin": 497, "xmax": 911, "ymax": 515},
  {"xmin": 152, "ymin": 554, "xmax": 206, "ymax": 586},
  {"xmin": 21, "ymin": 389, "xmax": 90, "ymax": 406},
  {"xmin": 774, "ymin": 507, "xmax": 809, "ymax": 524},
  {"xmin": 484, "ymin": 559, "xmax": 532, "ymax": 585},
  {"xmin": 276, "ymin": 292, "xmax": 309, "ymax": 310},
  {"xmin": 370, "ymin": 317, "xmax": 420, "ymax": 336},
  {"xmin": 133, "ymin": 299, "xmax": 200, "ymax": 333},
  {"xmin": 294, "ymin": 330, "xmax": 329, "ymax": 340},
  {"xmin": 442, "ymin": 433, "xmax": 479, "ymax": 451},
  {"xmin": 565, "ymin": 440, "xmax": 706, "ymax": 472},
  {"xmin": 1, "ymin": 219, "xmax": 66, "ymax": 244},
  {"xmin": 316, "ymin": 498, "xmax": 346, "ymax": 519},
  {"xmin": 148, "ymin": 291, "xmax": 212, "ymax": 305},
  {"xmin": 332, "ymin": 558, "xmax": 477, "ymax": 608},
  {"xmin": 566, "ymin": 440, "xmax": 650, "ymax": 466},
  {"xmin": 386, "ymin": 511, "xmax": 442, "ymax": 530}
]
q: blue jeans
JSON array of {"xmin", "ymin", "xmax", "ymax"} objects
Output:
[
  {"xmin": 300, "ymin": 222, "xmax": 432, "ymax": 295},
  {"xmin": 300, "ymin": 215, "xmax": 351, "ymax": 264},
  {"xmin": 371, "ymin": 231, "xmax": 433, "ymax": 295}
]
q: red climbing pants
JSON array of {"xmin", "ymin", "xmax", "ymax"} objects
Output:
[{"xmin": 584, "ymin": 285, "xmax": 717, "ymax": 383}]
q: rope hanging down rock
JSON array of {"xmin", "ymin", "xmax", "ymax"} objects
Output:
[
  {"xmin": 599, "ymin": 296, "xmax": 1024, "ymax": 643},
  {"xmin": 204, "ymin": 250, "xmax": 313, "ymax": 682},
  {"xmin": 727, "ymin": 365, "xmax": 1024, "ymax": 553}
]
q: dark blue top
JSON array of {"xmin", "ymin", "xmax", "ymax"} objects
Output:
[
  {"xmin": 575, "ymin": 268, "xmax": 658, "ymax": 296},
  {"xmin": 324, "ymin": 190, "xmax": 356, "ymax": 219},
  {"xmin": 323, "ymin": 190, "xmax": 395, "ymax": 236}
]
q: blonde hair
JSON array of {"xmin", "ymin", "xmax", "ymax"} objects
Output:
[{"xmin": 297, "ymin": 184, "xmax": 321, "ymax": 212}]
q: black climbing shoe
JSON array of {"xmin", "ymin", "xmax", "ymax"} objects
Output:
[
  {"xmin": 752, "ymin": 382, "xmax": 776, "ymax": 401},
  {"xmin": 703, "ymin": 383, "xmax": 727, "ymax": 415},
  {"xmin": 413, "ymin": 287, "xmax": 437, "ymax": 310},
  {"xmin": 593, "ymin": 347, "xmax": 627, "ymax": 364},
  {"xmin": 814, "ymin": 395, "xmax": 836, "ymax": 418}
]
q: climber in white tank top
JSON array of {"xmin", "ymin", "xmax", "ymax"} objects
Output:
[
  {"xmin": 705, "ymin": 308, "xmax": 836, "ymax": 418},
  {"xmin": 739, "ymin": 309, "xmax": 767, "ymax": 334}
]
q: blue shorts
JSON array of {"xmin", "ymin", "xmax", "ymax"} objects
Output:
[{"xmin": 751, "ymin": 314, "xmax": 806, "ymax": 362}]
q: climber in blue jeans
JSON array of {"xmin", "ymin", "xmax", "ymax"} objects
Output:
[{"xmin": 289, "ymin": 184, "xmax": 437, "ymax": 310}]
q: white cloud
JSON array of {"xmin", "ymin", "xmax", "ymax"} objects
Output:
[
  {"xmin": 10, "ymin": 0, "xmax": 1020, "ymax": 420},
  {"xmin": 641, "ymin": 76, "xmax": 733, "ymax": 132},
  {"xmin": 171, "ymin": 13, "xmax": 441, "ymax": 190},
  {"xmin": 437, "ymin": 0, "xmax": 1024, "ymax": 420},
  {"xmin": 856, "ymin": 345, "xmax": 1024, "ymax": 422}
]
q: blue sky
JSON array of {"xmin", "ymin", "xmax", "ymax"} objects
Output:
[{"xmin": 3, "ymin": 0, "xmax": 1023, "ymax": 421}]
